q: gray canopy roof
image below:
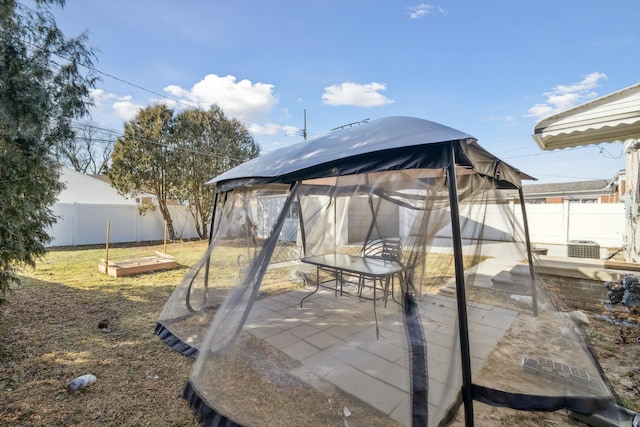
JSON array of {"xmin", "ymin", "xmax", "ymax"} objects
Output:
[{"xmin": 209, "ymin": 116, "xmax": 534, "ymax": 191}]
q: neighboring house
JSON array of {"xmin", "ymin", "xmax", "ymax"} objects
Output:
[
  {"xmin": 49, "ymin": 167, "xmax": 199, "ymax": 246},
  {"xmin": 501, "ymin": 173, "xmax": 624, "ymax": 204},
  {"xmin": 532, "ymin": 82, "xmax": 640, "ymax": 261},
  {"xmin": 521, "ymin": 174, "xmax": 623, "ymax": 204},
  {"xmin": 59, "ymin": 166, "xmax": 137, "ymax": 205},
  {"xmin": 88, "ymin": 173, "xmax": 166, "ymax": 206}
]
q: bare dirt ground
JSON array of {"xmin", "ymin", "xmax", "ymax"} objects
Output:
[
  {"xmin": 451, "ymin": 310, "xmax": 640, "ymax": 426},
  {"xmin": 444, "ymin": 288, "xmax": 640, "ymax": 427}
]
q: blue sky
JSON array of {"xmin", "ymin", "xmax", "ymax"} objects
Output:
[{"xmin": 49, "ymin": 0, "xmax": 640, "ymax": 184}]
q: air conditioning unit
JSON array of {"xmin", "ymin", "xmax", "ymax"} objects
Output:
[{"xmin": 567, "ymin": 240, "xmax": 600, "ymax": 259}]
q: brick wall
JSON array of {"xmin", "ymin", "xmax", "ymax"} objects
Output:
[
  {"xmin": 541, "ymin": 273, "xmax": 609, "ymax": 311},
  {"xmin": 545, "ymin": 197, "xmax": 564, "ymax": 204}
]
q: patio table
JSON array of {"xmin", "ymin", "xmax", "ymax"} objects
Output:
[{"xmin": 300, "ymin": 253, "xmax": 405, "ymax": 337}]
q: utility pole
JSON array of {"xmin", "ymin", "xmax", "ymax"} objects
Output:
[
  {"xmin": 297, "ymin": 109, "xmax": 307, "ymax": 140},
  {"xmin": 302, "ymin": 109, "xmax": 307, "ymax": 140}
]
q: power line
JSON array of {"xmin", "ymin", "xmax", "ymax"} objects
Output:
[
  {"xmin": 69, "ymin": 121, "xmax": 249, "ymax": 161},
  {"xmin": 5, "ymin": 5, "xmax": 282, "ymax": 170},
  {"xmin": 599, "ymin": 146, "xmax": 624, "ymax": 159},
  {"xmin": 495, "ymin": 144, "xmax": 538, "ymax": 155},
  {"xmin": 13, "ymin": 2, "xmax": 186, "ymax": 105},
  {"xmin": 0, "ymin": 21, "xmax": 285, "ymax": 135},
  {"xmin": 501, "ymin": 145, "xmax": 594, "ymax": 160}
]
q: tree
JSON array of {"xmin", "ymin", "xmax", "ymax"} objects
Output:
[
  {"xmin": 56, "ymin": 121, "xmax": 114, "ymax": 174},
  {"xmin": 108, "ymin": 104, "xmax": 180, "ymax": 239},
  {"xmin": 0, "ymin": 0, "xmax": 96, "ymax": 303},
  {"xmin": 173, "ymin": 105, "xmax": 260, "ymax": 239}
]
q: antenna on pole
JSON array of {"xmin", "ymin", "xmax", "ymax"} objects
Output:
[
  {"xmin": 296, "ymin": 109, "xmax": 307, "ymax": 140},
  {"xmin": 330, "ymin": 118, "xmax": 370, "ymax": 131},
  {"xmin": 302, "ymin": 109, "xmax": 307, "ymax": 140}
]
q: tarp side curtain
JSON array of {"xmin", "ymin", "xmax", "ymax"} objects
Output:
[{"xmin": 457, "ymin": 141, "xmax": 525, "ymax": 188}]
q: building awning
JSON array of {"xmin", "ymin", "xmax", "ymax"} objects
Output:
[{"xmin": 532, "ymin": 82, "xmax": 640, "ymax": 150}]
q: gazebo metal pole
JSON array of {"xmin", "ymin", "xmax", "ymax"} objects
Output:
[
  {"xmin": 518, "ymin": 187, "xmax": 538, "ymax": 316},
  {"xmin": 447, "ymin": 148, "xmax": 474, "ymax": 426},
  {"xmin": 203, "ymin": 192, "xmax": 220, "ymax": 290}
]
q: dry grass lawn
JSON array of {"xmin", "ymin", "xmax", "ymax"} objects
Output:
[
  {"xmin": 0, "ymin": 240, "xmax": 207, "ymax": 427},
  {"xmin": 1, "ymin": 240, "xmax": 638, "ymax": 427}
]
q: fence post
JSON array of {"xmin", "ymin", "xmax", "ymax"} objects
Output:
[
  {"xmin": 72, "ymin": 203, "xmax": 78, "ymax": 246},
  {"xmin": 563, "ymin": 200, "xmax": 571, "ymax": 243}
]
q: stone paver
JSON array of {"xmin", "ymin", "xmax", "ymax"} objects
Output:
[
  {"xmin": 281, "ymin": 339, "xmax": 321, "ymax": 360},
  {"xmin": 287, "ymin": 323, "xmax": 322, "ymax": 339},
  {"xmin": 300, "ymin": 350, "xmax": 344, "ymax": 377},
  {"xmin": 305, "ymin": 330, "xmax": 341, "ymax": 349},
  {"xmin": 325, "ymin": 363, "xmax": 407, "ymax": 416},
  {"xmin": 245, "ymin": 281, "xmax": 519, "ymax": 426},
  {"xmin": 264, "ymin": 329, "xmax": 299, "ymax": 348},
  {"xmin": 323, "ymin": 323, "xmax": 362, "ymax": 339}
]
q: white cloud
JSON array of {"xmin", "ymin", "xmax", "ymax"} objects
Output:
[
  {"xmin": 279, "ymin": 107, "xmax": 292, "ymax": 119},
  {"xmin": 89, "ymin": 88, "xmax": 106, "ymax": 104},
  {"xmin": 163, "ymin": 74, "xmax": 278, "ymax": 122},
  {"xmin": 484, "ymin": 115, "xmax": 514, "ymax": 123},
  {"xmin": 149, "ymin": 97, "xmax": 179, "ymax": 109},
  {"xmin": 113, "ymin": 100, "xmax": 143, "ymax": 121},
  {"xmin": 407, "ymin": 4, "xmax": 446, "ymax": 19},
  {"xmin": 322, "ymin": 82, "xmax": 394, "ymax": 107},
  {"xmin": 249, "ymin": 122, "xmax": 299, "ymax": 137},
  {"xmin": 525, "ymin": 72, "xmax": 607, "ymax": 118},
  {"xmin": 525, "ymin": 103, "xmax": 555, "ymax": 118},
  {"xmin": 89, "ymin": 89, "xmax": 143, "ymax": 124}
]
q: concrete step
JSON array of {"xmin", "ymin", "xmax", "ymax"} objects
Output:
[{"xmin": 491, "ymin": 268, "xmax": 531, "ymax": 293}]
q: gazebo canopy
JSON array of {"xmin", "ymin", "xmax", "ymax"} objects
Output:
[
  {"xmin": 157, "ymin": 116, "xmax": 624, "ymax": 427},
  {"xmin": 211, "ymin": 116, "xmax": 533, "ymax": 191}
]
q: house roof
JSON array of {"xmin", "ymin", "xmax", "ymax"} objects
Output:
[
  {"xmin": 209, "ymin": 116, "xmax": 534, "ymax": 192},
  {"xmin": 532, "ymin": 82, "xmax": 640, "ymax": 150},
  {"xmin": 56, "ymin": 167, "xmax": 136, "ymax": 205},
  {"xmin": 501, "ymin": 179, "xmax": 614, "ymax": 200},
  {"xmin": 522, "ymin": 179, "xmax": 610, "ymax": 196},
  {"xmin": 88, "ymin": 174, "xmax": 111, "ymax": 185}
]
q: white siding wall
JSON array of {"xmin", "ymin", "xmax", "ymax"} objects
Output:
[{"xmin": 625, "ymin": 146, "xmax": 640, "ymax": 261}]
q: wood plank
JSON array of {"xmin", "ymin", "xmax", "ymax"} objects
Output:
[{"xmin": 98, "ymin": 256, "xmax": 176, "ymax": 277}]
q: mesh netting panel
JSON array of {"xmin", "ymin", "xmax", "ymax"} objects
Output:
[
  {"xmin": 160, "ymin": 169, "xmax": 619, "ymax": 426},
  {"xmin": 156, "ymin": 185, "xmax": 291, "ymax": 356}
]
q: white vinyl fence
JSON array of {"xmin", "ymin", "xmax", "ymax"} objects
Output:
[
  {"xmin": 47, "ymin": 201, "xmax": 625, "ymax": 249},
  {"xmin": 524, "ymin": 202, "xmax": 624, "ymax": 247},
  {"xmin": 432, "ymin": 201, "xmax": 625, "ymax": 248},
  {"xmin": 47, "ymin": 203, "xmax": 201, "ymax": 246}
]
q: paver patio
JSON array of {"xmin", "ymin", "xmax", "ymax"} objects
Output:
[{"xmin": 244, "ymin": 283, "xmax": 518, "ymax": 426}]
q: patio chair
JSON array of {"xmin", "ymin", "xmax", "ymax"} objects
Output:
[{"xmin": 358, "ymin": 237, "xmax": 404, "ymax": 305}]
